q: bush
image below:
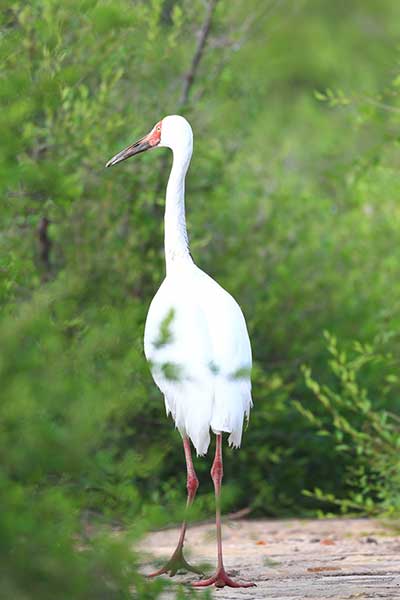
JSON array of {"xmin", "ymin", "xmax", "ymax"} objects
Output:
[{"xmin": 297, "ymin": 333, "xmax": 400, "ymax": 515}]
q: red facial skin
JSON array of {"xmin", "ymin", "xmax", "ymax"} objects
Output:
[{"xmin": 147, "ymin": 120, "xmax": 162, "ymax": 147}]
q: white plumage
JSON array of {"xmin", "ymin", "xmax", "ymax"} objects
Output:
[
  {"xmin": 138, "ymin": 115, "xmax": 252, "ymax": 455},
  {"xmin": 144, "ymin": 262, "xmax": 252, "ymax": 455},
  {"xmin": 106, "ymin": 115, "xmax": 252, "ymax": 455},
  {"xmin": 106, "ymin": 114, "xmax": 255, "ymax": 588}
]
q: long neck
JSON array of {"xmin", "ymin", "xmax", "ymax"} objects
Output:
[{"xmin": 164, "ymin": 148, "xmax": 193, "ymax": 272}]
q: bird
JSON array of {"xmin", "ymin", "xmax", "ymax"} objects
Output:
[{"xmin": 106, "ymin": 115, "xmax": 255, "ymax": 589}]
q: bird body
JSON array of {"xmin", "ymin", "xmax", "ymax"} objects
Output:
[
  {"xmin": 131, "ymin": 115, "xmax": 253, "ymax": 456},
  {"xmin": 144, "ymin": 260, "xmax": 252, "ymax": 455},
  {"xmin": 106, "ymin": 115, "xmax": 255, "ymax": 588}
]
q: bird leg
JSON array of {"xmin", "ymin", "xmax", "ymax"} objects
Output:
[
  {"xmin": 192, "ymin": 433, "xmax": 256, "ymax": 588},
  {"xmin": 147, "ymin": 436, "xmax": 203, "ymax": 577}
]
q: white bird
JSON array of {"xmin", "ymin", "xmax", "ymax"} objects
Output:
[{"xmin": 106, "ymin": 115, "xmax": 254, "ymax": 589}]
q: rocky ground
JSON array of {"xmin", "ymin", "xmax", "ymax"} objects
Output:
[{"xmin": 141, "ymin": 518, "xmax": 400, "ymax": 599}]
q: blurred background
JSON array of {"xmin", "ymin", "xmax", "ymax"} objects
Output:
[{"xmin": 1, "ymin": 0, "xmax": 400, "ymax": 597}]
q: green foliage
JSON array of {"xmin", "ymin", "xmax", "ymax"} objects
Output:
[
  {"xmin": 1, "ymin": 0, "xmax": 400, "ymax": 595},
  {"xmin": 298, "ymin": 333, "xmax": 400, "ymax": 515},
  {"xmin": 0, "ymin": 280, "xmax": 175, "ymax": 598}
]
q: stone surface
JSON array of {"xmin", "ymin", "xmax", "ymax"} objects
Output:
[{"xmin": 141, "ymin": 518, "xmax": 400, "ymax": 599}]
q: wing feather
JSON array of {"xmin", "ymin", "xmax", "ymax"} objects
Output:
[{"xmin": 144, "ymin": 265, "xmax": 252, "ymax": 455}]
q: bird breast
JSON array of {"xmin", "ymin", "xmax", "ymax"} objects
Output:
[{"xmin": 144, "ymin": 264, "xmax": 252, "ymax": 387}]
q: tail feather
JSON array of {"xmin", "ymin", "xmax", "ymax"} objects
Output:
[
  {"xmin": 211, "ymin": 377, "xmax": 252, "ymax": 449},
  {"xmin": 164, "ymin": 380, "xmax": 213, "ymax": 455},
  {"xmin": 163, "ymin": 377, "xmax": 252, "ymax": 455}
]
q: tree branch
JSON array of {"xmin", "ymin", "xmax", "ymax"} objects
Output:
[
  {"xmin": 179, "ymin": 0, "xmax": 218, "ymax": 109},
  {"xmin": 37, "ymin": 217, "xmax": 52, "ymax": 281}
]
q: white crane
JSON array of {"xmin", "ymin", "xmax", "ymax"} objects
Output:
[{"xmin": 106, "ymin": 115, "xmax": 254, "ymax": 589}]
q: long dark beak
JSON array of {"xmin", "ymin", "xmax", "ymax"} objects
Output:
[{"xmin": 105, "ymin": 135, "xmax": 151, "ymax": 168}]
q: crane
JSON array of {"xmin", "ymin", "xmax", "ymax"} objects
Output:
[{"xmin": 106, "ymin": 115, "xmax": 255, "ymax": 589}]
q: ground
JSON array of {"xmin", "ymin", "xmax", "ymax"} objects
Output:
[{"xmin": 142, "ymin": 518, "xmax": 400, "ymax": 599}]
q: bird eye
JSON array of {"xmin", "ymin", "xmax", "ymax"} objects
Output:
[{"xmin": 156, "ymin": 126, "xmax": 161, "ymax": 132}]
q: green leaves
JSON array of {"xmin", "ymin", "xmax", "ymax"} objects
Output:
[{"xmin": 299, "ymin": 335, "xmax": 400, "ymax": 515}]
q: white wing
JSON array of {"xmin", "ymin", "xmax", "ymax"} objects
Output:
[{"xmin": 144, "ymin": 264, "xmax": 252, "ymax": 455}]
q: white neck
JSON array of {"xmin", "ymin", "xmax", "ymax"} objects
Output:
[{"xmin": 164, "ymin": 146, "xmax": 193, "ymax": 273}]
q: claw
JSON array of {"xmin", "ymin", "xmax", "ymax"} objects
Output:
[
  {"xmin": 191, "ymin": 565, "xmax": 255, "ymax": 588},
  {"xmin": 147, "ymin": 546, "xmax": 204, "ymax": 578}
]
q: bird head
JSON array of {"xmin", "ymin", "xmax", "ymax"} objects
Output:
[{"xmin": 105, "ymin": 115, "xmax": 193, "ymax": 168}]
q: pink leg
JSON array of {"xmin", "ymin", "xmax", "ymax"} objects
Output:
[
  {"xmin": 147, "ymin": 436, "xmax": 203, "ymax": 578},
  {"xmin": 192, "ymin": 434, "xmax": 256, "ymax": 588}
]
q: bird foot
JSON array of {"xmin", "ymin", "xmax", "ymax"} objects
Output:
[
  {"xmin": 147, "ymin": 545, "xmax": 204, "ymax": 578},
  {"xmin": 192, "ymin": 565, "xmax": 256, "ymax": 588}
]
